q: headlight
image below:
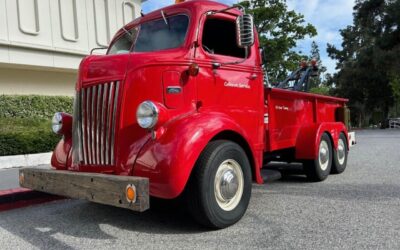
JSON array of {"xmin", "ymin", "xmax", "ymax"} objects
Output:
[
  {"xmin": 136, "ymin": 101, "xmax": 159, "ymax": 129},
  {"xmin": 51, "ymin": 112, "xmax": 72, "ymax": 136},
  {"xmin": 52, "ymin": 112, "xmax": 63, "ymax": 134}
]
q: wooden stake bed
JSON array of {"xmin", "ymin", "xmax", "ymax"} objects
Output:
[{"xmin": 19, "ymin": 168, "xmax": 149, "ymax": 212}]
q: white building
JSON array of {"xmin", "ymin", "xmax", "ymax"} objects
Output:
[{"xmin": 0, "ymin": 0, "xmax": 145, "ymax": 96}]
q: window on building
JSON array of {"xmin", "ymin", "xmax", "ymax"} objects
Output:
[{"xmin": 202, "ymin": 18, "xmax": 246, "ymax": 58}]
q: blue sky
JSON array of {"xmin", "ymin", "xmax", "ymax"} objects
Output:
[{"xmin": 142, "ymin": 0, "xmax": 355, "ymax": 74}]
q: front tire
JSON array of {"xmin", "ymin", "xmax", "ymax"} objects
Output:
[
  {"xmin": 186, "ymin": 140, "xmax": 252, "ymax": 229},
  {"xmin": 304, "ymin": 133, "xmax": 332, "ymax": 182},
  {"xmin": 331, "ymin": 133, "xmax": 348, "ymax": 174}
]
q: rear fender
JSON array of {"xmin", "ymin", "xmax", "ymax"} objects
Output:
[
  {"xmin": 295, "ymin": 122, "xmax": 347, "ymax": 160},
  {"xmin": 132, "ymin": 112, "xmax": 257, "ymax": 199}
]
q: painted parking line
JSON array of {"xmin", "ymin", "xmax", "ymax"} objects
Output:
[{"xmin": 0, "ymin": 188, "xmax": 64, "ymax": 212}]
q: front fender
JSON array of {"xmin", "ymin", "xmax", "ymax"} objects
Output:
[
  {"xmin": 132, "ymin": 111, "xmax": 252, "ymax": 199},
  {"xmin": 51, "ymin": 137, "xmax": 72, "ymax": 170},
  {"xmin": 295, "ymin": 122, "xmax": 347, "ymax": 160}
]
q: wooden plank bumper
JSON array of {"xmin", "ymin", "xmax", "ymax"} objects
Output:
[{"xmin": 19, "ymin": 168, "xmax": 149, "ymax": 212}]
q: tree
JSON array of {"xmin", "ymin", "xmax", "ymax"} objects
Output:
[
  {"xmin": 239, "ymin": 0, "xmax": 317, "ymax": 82},
  {"xmin": 327, "ymin": 0, "xmax": 400, "ymax": 127}
]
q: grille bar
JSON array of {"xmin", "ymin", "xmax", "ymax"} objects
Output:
[{"xmin": 73, "ymin": 81, "xmax": 120, "ymax": 166}]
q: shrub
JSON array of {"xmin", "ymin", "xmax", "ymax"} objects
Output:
[
  {"xmin": 0, "ymin": 95, "xmax": 73, "ymax": 119},
  {"xmin": 0, "ymin": 95, "xmax": 72, "ymax": 156},
  {"xmin": 0, "ymin": 129, "xmax": 60, "ymax": 156}
]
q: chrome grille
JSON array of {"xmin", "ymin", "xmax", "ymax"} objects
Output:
[{"xmin": 72, "ymin": 81, "xmax": 120, "ymax": 166}]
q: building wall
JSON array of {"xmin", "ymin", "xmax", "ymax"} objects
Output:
[
  {"xmin": 0, "ymin": 67, "xmax": 76, "ymax": 96},
  {"xmin": 0, "ymin": 0, "xmax": 144, "ymax": 96}
]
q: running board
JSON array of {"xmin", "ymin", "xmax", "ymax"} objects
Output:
[{"xmin": 261, "ymin": 169, "xmax": 282, "ymax": 182}]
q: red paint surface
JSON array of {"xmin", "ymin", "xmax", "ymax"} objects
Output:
[
  {"xmin": 51, "ymin": 0, "xmax": 350, "ymax": 199},
  {"xmin": 0, "ymin": 188, "xmax": 64, "ymax": 212}
]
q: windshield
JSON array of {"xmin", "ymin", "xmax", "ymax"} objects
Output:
[
  {"xmin": 108, "ymin": 28, "xmax": 139, "ymax": 54},
  {"xmin": 108, "ymin": 14, "xmax": 189, "ymax": 55}
]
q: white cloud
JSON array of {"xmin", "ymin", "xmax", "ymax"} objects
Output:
[
  {"xmin": 287, "ymin": 0, "xmax": 319, "ymax": 18},
  {"xmin": 286, "ymin": 0, "xmax": 355, "ymax": 73}
]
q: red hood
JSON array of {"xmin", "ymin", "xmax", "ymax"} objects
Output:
[{"xmin": 78, "ymin": 54, "xmax": 130, "ymax": 87}]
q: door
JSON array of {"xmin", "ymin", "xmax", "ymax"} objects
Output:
[{"xmin": 195, "ymin": 13, "xmax": 264, "ymax": 143}]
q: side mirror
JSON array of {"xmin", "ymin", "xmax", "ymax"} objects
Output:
[
  {"xmin": 236, "ymin": 14, "xmax": 255, "ymax": 48},
  {"xmin": 259, "ymin": 47, "xmax": 267, "ymax": 65}
]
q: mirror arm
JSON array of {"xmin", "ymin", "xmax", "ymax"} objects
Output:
[{"xmin": 207, "ymin": 4, "xmax": 246, "ymax": 16}]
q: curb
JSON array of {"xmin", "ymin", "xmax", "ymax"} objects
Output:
[
  {"xmin": 0, "ymin": 188, "xmax": 64, "ymax": 212},
  {"xmin": 0, "ymin": 152, "xmax": 52, "ymax": 170}
]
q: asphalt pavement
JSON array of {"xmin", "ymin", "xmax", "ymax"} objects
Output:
[
  {"xmin": 0, "ymin": 129, "xmax": 399, "ymax": 249},
  {"xmin": 0, "ymin": 168, "xmax": 19, "ymax": 190}
]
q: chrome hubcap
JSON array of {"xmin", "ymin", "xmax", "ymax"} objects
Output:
[
  {"xmin": 337, "ymin": 138, "xmax": 346, "ymax": 165},
  {"xmin": 319, "ymin": 140, "xmax": 330, "ymax": 171},
  {"xmin": 214, "ymin": 159, "xmax": 244, "ymax": 211}
]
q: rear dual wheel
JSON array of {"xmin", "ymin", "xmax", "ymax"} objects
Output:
[
  {"xmin": 304, "ymin": 133, "xmax": 332, "ymax": 182},
  {"xmin": 304, "ymin": 132, "xmax": 348, "ymax": 181},
  {"xmin": 331, "ymin": 133, "xmax": 348, "ymax": 174},
  {"xmin": 186, "ymin": 140, "xmax": 252, "ymax": 229}
]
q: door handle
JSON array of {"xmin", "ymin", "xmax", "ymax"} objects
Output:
[{"xmin": 248, "ymin": 73, "xmax": 258, "ymax": 80}]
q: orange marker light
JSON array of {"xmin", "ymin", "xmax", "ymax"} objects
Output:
[
  {"xmin": 175, "ymin": 0, "xmax": 185, "ymax": 3},
  {"xmin": 126, "ymin": 184, "xmax": 137, "ymax": 203},
  {"xmin": 188, "ymin": 63, "xmax": 199, "ymax": 76}
]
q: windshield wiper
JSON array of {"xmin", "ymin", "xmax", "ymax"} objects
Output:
[{"xmin": 161, "ymin": 10, "xmax": 169, "ymax": 26}]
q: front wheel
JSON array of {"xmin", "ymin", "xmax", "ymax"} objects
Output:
[
  {"xmin": 304, "ymin": 133, "xmax": 332, "ymax": 182},
  {"xmin": 186, "ymin": 140, "xmax": 252, "ymax": 229}
]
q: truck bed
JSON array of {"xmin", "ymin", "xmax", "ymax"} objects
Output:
[{"xmin": 264, "ymin": 87, "xmax": 348, "ymax": 152}]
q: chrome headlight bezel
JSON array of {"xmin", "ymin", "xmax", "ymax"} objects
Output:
[
  {"xmin": 52, "ymin": 112, "xmax": 63, "ymax": 134},
  {"xmin": 136, "ymin": 101, "xmax": 159, "ymax": 129}
]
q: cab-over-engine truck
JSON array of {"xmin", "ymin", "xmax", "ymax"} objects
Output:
[{"xmin": 20, "ymin": 0, "xmax": 355, "ymax": 229}]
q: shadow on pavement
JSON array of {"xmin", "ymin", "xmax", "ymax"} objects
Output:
[{"xmin": 0, "ymin": 196, "xmax": 206, "ymax": 249}]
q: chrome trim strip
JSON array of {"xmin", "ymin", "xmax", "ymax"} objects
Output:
[
  {"xmin": 100, "ymin": 83, "xmax": 109, "ymax": 165},
  {"xmin": 81, "ymin": 89, "xmax": 87, "ymax": 164},
  {"xmin": 110, "ymin": 81, "xmax": 119, "ymax": 165},
  {"xmin": 86, "ymin": 88, "xmax": 92, "ymax": 165},
  {"xmin": 105, "ymin": 82, "xmax": 114, "ymax": 165},
  {"xmin": 166, "ymin": 86, "xmax": 182, "ymax": 94},
  {"xmin": 96, "ymin": 84, "xmax": 102, "ymax": 165},
  {"xmin": 91, "ymin": 85, "xmax": 97, "ymax": 164},
  {"xmin": 79, "ymin": 89, "xmax": 86, "ymax": 163}
]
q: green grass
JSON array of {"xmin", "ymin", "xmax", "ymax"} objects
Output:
[{"xmin": 0, "ymin": 118, "xmax": 61, "ymax": 156}]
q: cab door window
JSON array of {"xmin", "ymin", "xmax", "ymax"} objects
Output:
[{"xmin": 202, "ymin": 18, "xmax": 246, "ymax": 58}]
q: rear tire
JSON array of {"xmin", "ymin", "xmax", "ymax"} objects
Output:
[
  {"xmin": 304, "ymin": 133, "xmax": 332, "ymax": 182},
  {"xmin": 331, "ymin": 133, "xmax": 348, "ymax": 174},
  {"xmin": 186, "ymin": 140, "xmax": 252, "ymax": 229}
]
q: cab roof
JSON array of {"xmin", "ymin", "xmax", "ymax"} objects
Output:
[{"xmin": 113, "ymin": 0, "xmax": 240, "ymax": 40}]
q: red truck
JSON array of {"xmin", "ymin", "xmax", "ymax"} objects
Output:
[{"xmin": 20, "ymin": 0, "xmax": 355, "ymax": 229}]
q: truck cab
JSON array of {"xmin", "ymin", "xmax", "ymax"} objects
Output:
[{"xmin": 21, "ymin": 0, "xmax": 353, "ymax": 229}]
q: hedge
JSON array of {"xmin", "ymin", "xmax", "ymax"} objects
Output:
[
  {"xmin": 0, "ymin": 95, "xmax": 73, "ymax": 156},
  {"xmin": 0, "ymin": 95, "xmax": 73, "ymax": 119}
]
